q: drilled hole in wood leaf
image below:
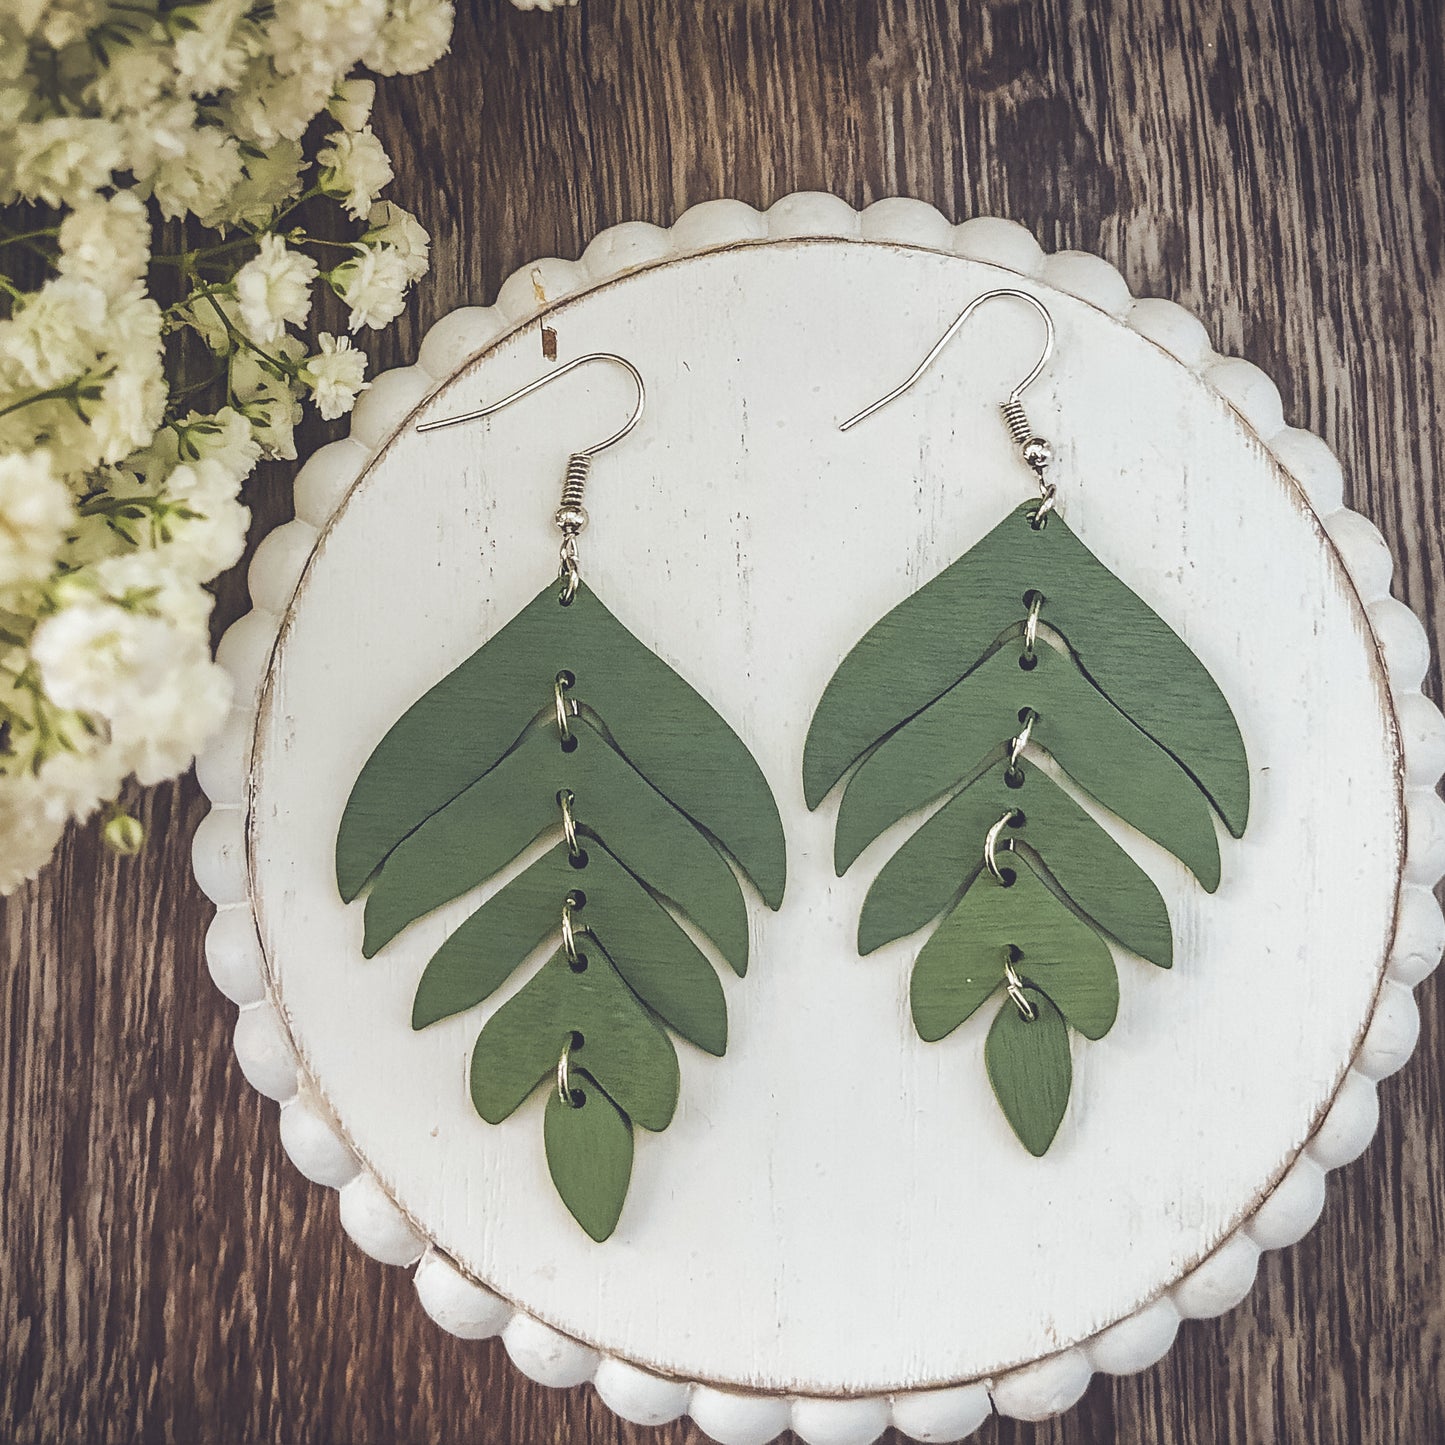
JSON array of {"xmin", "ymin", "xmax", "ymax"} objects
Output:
[
  {"xmin": 560, "ymin": 734, "xmax": 579, "ymax": 753},
  {"xmin": 1004, "ymin": 767, "xmax": 1026, "ymax": 789},
  {"xmin": 568, "ymin": 848, "xmax": 589, "ymax": 870},
  {"xmin": 1018, "ymin": 652, "xmax": 1039, "ymax": 672}
]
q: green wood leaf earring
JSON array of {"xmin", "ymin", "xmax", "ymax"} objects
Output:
[
  {"xmin": 337, "ymin": 354, "xmax": 787, "ymax": 1239},
  {"xmin": 804, "ymin": 291, "xmax": 1250, "ymax": 1155}
]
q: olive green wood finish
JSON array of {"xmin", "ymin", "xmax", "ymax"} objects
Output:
[
  {"xmin": 544, "ymin": 1070, "xmax": 634, "ymax": 1244},
  {"xmin": 911, "ymin": 860, "xmax": 1119, "ymax": 1043},
  {"xmin": 803, "ymin": 502, "xmax": 1250, "ymax": 836},
  {"xmin": 985, "ymin": 988, "xmax": 1074, "ymax": 1158},
  {"xmin": 338, "ymin": 580, "xmax": 787, "ymax": 908},
  {"xmin": 412, "ymin": 840, "xmax": 728, "ymax": 1055},
  {"xmin": 469, "ymin": 949, "xmax": 679, "ymax": 1133},
  {"xmin": 362, "ymin": 722, "xmax": 749, "ymax": 970},
  {"xmin": 859, "ymin": 760, "xmax": 1174, "ymax": 968},
  {"xmin": 836, "ymin": 639, "xmax": 1222, "ymax": 890}
]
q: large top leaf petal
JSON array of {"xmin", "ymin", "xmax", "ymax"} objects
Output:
[
  {"xmin": 338, "ymin": 580, "xmax": 786, "ymax": 907},
  {"xmin": 803, "ymin": 502, "xmax": 1250, "ymax": 835}
]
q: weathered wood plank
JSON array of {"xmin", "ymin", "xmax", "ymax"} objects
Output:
[{"xmin": 2, "ymin": 0, "xmax": 1441, "ymax": 1441}]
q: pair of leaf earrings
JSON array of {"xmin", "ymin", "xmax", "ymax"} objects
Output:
[{"xmin": 337, "ymin": 289, "xmax": 1250, "ymax": 1240}]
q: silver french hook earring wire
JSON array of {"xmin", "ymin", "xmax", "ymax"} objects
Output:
[
  {"xmin": 415, "ymin": 352, "xmax": 648, "ymax": 603},
  {"xmin": 838, "ymin": 288, "xmax": 1059, "ymax": 526}
]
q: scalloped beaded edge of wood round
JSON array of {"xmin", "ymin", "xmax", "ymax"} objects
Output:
[{"xmin": 193, "ymin": 194, "xmax": 1445, "ymax": 1445}]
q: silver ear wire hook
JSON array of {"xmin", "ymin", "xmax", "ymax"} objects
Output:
[
  {"xmin": 416, "ymin": 352, "xmax": 647, "ymax": 599},
  {"xmin": 839, "ymin": 288, "xmax": 1059, "ymax": 525}
]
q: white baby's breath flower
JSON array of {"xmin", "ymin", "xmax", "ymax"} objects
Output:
[
  {"xmin": 300, "ymin": 333, "xmax": 369, "ymax": 420},
  {"xmin": 2, "ymin": 276, "xmax": 107, "ymax": 389},
  {"xmin": 151, "ymin": 124, "xmax": 245, "ymax": 222},
  {"xmin": 269, "ymin": 0, "xmax": 387, "ymax": 76},
  {"xmin": 111, "ymin": 645, "xmax": 232, "ymax": 786},
  {"xmin": 6, "ymin": 115, "xmax": 124, "ymax": 208},
  {"xmin": 178, "ymin": 285, "xmax": 243, "ymax": 354},
  {"xmin": 316, "ymin": 125, "xmax": 393, "ymax": 220},
  {"xmin": 230, "ymin": 337, "xmax": 306, "ymax": 460},
  {"xmin": 83, "ymin": 34, "xmax": 175, "ymax": 120},
  {"xmin": 32, "ymin": 0, "xmax": 110, "ymax": 50},
  {"xmin": 235, "ymin": 234, "xmax": 319, "ymax": 344},
  {"xmin": 330, "ymin": 245, "xmax": 410, "ymax": 331},
  {"xmin": 365, "ymin": 0, "xmax": 455, "ymax": 76},
  {"xmin": 0, "ymin": 450, "xmax": 73, "ymax": 592},
  {"xmin": 170, "ymin": 0, "xmax": 257, "ymax": 96},
  {"xmin": 163, "ymin": 407, "xmax": 263, "ymax": 482},
  {"xmin": 0, "ymin": 775, "xmax": 71, "ymax": 894},
  {"xmin": 57, "ymin": 190, "xmax": 151, "ymax": 299},
  {"xmin": 327, "ymin": 77, "xmax": 375, "ymax": 131},
  {"xmin": 363, "ymin": 201, "xmax": 430, "ymax": 282},
  {"xmin": 32, "ymin": 601, "xmax": 179, "ymax": 721},
  {"xmin": 219, "ymin": 139, "xmax": 307, "ymax": 229},
  {"xmin": 222, "ymin": 62, "xmax": 337, "ymax": 148},
  {"xmin": 157, "ymin": 458, "xmax": 251, "ymax": 578},
  {"xmin": 82, "ymin": 553, "xmax": 215, "ymax": 633}
]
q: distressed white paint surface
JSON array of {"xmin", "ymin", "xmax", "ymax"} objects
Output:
[{"xmin": 246, "ymin": 238, "xmax": 1401, "ymax": 1396}]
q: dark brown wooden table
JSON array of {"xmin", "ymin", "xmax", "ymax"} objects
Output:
[{"xmin": 4, "ymin": 2, "xmax": 1442, "ymax": 1441}]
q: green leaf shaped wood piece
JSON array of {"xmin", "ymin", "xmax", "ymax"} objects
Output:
[
  {"xmin": 412, "ymin": 840, "xmax": 727, "ymax": 1055},
  {"xmin": 339, "ymin": 579, "xmax": 786, "ymax": 908},
  {"xmin": 806, "ymin": 499, "xmax": 1251, "ymax": 1155},
  {"xmin": 545, "ymin": 1069, "xmax": 634, "ymax": 1243},
  {"xmin": 803, "ymin": 501, "xmax": 1249, "ymax": 835},
  {"xmin": 835, "ymin": 640, "xmax": 1221, "ymax": 889},
  {"xmin": 860, "ymin": 759, "xmax": 1173, "ymax": 970},
  {"xmin": 338, "ymin": 579, "xmax": 787, "ymax": 1239},
  {"xmin": 470, "ymin": 948, "xmax": 679, "ymax": 1131},
  {"xmin": 911, "ymin": 858, "xmax": 1119, "ymax": 1044},
  {"xmin": 985, "ymin": 988, "xmax": 1073, "ymax": 1157}
]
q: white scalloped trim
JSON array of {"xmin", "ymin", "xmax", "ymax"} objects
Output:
[{"xmin": 193, "ymin": 195, "xmax": 1445, "ymax": 1444}]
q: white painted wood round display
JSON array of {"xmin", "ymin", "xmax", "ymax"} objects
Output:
[{"xmin": 198, "ymin": 197, "xmax": 1445, "ymax": 1441}]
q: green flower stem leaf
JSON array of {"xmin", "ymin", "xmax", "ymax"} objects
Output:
[
  {"xmin": 861, "ymin": 760, "xmax": 1173, "ymax": 969},
  {"xmin": 363, "ymin": 722, "xmax": 748, "ymax": 972},
  {"xmin": 803, "ymin": 502, "xmax": 1249, "ymax": 836},
  {"xmin": 912, "ymin": 857, "xmax": 1118, "ymax": 1043},
  {"xmin": 985, "ymin": 988, "xmax": 1073, "ymax": 1157},
  {"xmin": 837, "ymin": 639, "xmax": 1220, "ymax": 891},
  {"xmin": 338, "ymin": 580, "xmax": 785, "ymax": 907},
  {"xmin": 545, "ymin": 1069, "xmax": 634, "ymax": 1242},
  {"xmin": 469, "ymin": 951, "xmax": 679, "ymax": 1132},
  {"xmin": 413, "ymin": 840, "xmax": 728, "ymax": 1056}
]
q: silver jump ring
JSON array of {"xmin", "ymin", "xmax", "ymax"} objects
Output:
[
  {"xmin": 556, "ymin": 1033, "xmax": 582, "ymax": 1107},
  {"xmin": 1003, "ymin": 953, "xmax": 1038, "ymax": 1022},
  {"xmin": 1029, "ymin": 486, "xmax": 1058, "ymax": 530},
  {"xmin": 984, "ymin": 809, "xmax": 1022, "ymax": 884},
  {"xmin": 554, "ymin": 671, "xmax": 577, "ymax": 744},
  {"xmin": 561, "ymin": 890, "xmax": 585, "ymax": 964},
  {"xmin": 1009, "ymin": 707, "xmax": 1038, "ymax": 771},
  {"xmin": 557, "ymin": 788, "xmax": 581, "ymax": 858},
  {"xmin": 558, "ymin": 554, "xmax": 580, "ymax": 605},
  {"xmin": 1023, "ymin": 591, "xmax": 1043, "ymax": 662}
]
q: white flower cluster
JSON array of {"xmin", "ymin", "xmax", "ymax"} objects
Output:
[{"xmin": 0, "ymin": 0, "xmax": 459, "ymax": 892}]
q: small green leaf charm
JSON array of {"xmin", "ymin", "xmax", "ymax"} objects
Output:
[
  {"xmin": 545, "ymin": 1070, "xmax": 634, "ymax": 1243},
  {"xmin": 985, "ymin": 989, "xmax": 1072, "ymax": 1157},
  {"xmin": 806, "ymin": 501, "xmax": 1250, "ymax": 1153},
  {"xmin": 339, "ymin": 579, "xmax": 786, "ymax": 1238}
]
